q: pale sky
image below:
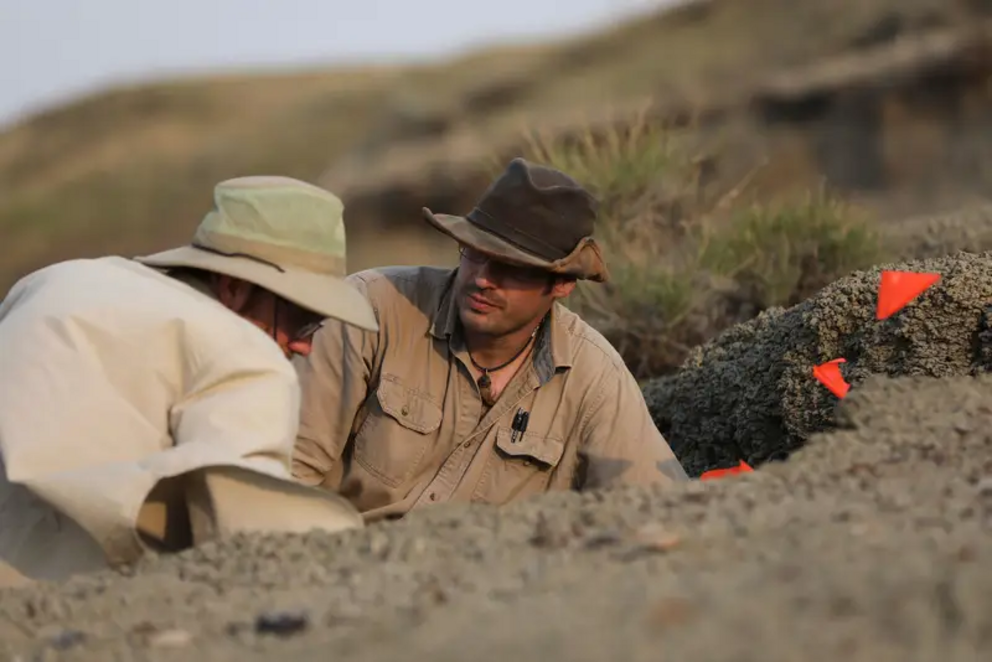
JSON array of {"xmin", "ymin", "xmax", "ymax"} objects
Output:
[{"xmin": 0, "ymin": 0, "xmax": 672, "ymax": 130}]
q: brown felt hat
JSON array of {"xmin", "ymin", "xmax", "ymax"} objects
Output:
[{"xmin": 421, "ymin": 158, "xmax": 609, "ymax": 282}]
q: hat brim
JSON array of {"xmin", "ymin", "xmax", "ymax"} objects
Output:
[
  {"xmin": 134, "ymin": 246, "xmax": 378, "ymax": 333},
  {"xmin": 422, "ymin": 210, "xmax": 559, "ymax": 270},
  {"xmin": 421, "ymin": 209, "xmax": 609, "ymax": 282}
]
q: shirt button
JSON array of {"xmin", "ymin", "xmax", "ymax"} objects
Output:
[
  {"xmin": 429, "ymin": 492, "xmax": 437, "ymax": 501},
  {"xmin": 463, "ymin": 441, "xmax": 471, "ymax": 448},
  {"xmin": 401, "ymin": 406, "xmax": 409, "ymax": 416}
]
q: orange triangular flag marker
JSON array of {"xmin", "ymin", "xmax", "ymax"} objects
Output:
[
  {"xmin": 700, "ymin": 460, "xmax": 753, "ymax": 481},
  {"xmin": 813, "ymin": 358, "xmax": 850, "ymax": 398},
  {"xmin": 876, "ymin": 270, "xmax": 940, "ymax": 320}
]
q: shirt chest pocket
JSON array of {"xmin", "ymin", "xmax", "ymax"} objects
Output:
[
  {"xmin": 471, "ymin": 426, "xmax": 566, "ymax": 504},
  {"xmin": 353, "ymin": 376, "xmax": 443, "ymax": 488}
]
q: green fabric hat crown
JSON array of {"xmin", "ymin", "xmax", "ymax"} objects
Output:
[
  {"xmin": 193, "ymin": 175, "xmax": 348, "ymax": 276},
  {"xmin": 134, "ymin": 175, "xmax": 378, "ymax": 332}
]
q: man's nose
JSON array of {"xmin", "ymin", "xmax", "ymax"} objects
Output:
[
  {"xmin": 288, "ymin": 338, "xmax": 313, "ymax": 358},
  {"xmin": 472, "ymin": 262, "xmax": 499, "ymax": 288}
]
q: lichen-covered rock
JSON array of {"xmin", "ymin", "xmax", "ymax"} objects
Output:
[{"xmin": 642, "ymin": 250, "xmax": 992, "ymax": 476}]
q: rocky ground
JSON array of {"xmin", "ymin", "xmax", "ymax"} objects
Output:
[
  {"xmin": 644, "ymin": 248, "xmax": 992, "ymax": 476},
  {"xmin": 3, "ymin": 249, "xmax": 992, "ymax": 660}
]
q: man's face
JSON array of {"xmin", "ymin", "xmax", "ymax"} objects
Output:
[
  {"xmin": 453, "ymin": 245, "xmax": 575, "ymax": 338},
  {"xmin": 215, "ymin": 276, "xmax": 323, "ymax": 358},
  {"xmin": 266, "ymin": 296, "xmax": 324, "ymax": 358}
]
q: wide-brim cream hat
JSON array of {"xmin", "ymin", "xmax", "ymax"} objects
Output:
[{"xmin": 135, "ymin": 175, "xmax": 378, "ymax": 333}]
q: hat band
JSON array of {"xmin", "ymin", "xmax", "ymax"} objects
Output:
[
  {"xmin": 191, "ymin": 242, "xmax": 286, "ymax": 272},
  {"xmin": 193, "ymin": 228, "xmax": 346, "ymax": 276},
  {"xmin": 467, "ymin": 207, "xmax": 570, "ymax": 261}
]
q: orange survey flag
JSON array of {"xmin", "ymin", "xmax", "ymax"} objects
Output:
[
  {"xmin": 813, "ymin": 358, "xmax": 850, "ymax": 398},
  {"xmin": 876, "ymin": 270, "xmax": 940, "ymax": 320},
  {"xmin": 700, "ymin": 459, "xmax": 754, "ymax": 480}
]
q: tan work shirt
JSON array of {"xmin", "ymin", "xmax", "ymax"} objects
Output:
[{"xmin": 293, "ymin": 266, "xmax": 688, "ymax": 521}]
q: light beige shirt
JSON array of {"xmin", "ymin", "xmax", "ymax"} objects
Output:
[
  {"xmin": 293, "ymin": 266, "xmax": 688, "ymax": 522},
  {"xmin": 0, "ymin": 256, "xmax": 360, "ymax": 587}
]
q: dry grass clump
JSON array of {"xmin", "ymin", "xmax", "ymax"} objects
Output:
[{"xmin": 504, "ymin": 110, "xmax": 886, "ymax": 380}]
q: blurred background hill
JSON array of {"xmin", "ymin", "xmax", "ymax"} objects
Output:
[{"xmin": 2, "ymin": 0, "xmax": 991, "ymax": 377}]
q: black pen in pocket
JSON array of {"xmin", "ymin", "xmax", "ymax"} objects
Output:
[
  {"xmin": 510, "ymin": 408, "xmax": 530, "ymax": 443},
  {"xmin": 510, "ymin": 409, "xmax": 524, "ymax": 443}
]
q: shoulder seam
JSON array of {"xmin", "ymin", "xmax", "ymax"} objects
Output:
[
  {"xmin": 568, "ymin": 326, "xmax": 627, "ymax": 373},
  {"xmin": 350, "ymin": 268, "xmax": 440, "ymax": 289}
]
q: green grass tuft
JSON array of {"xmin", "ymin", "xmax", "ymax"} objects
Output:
[{"xmin": 497, "ymin": 112, "xmax": 887, "ymax": 380}]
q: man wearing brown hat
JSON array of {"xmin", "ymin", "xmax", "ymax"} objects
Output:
[
  {"xmin": 0, "ymin": 175, "xmax": 378, "ymax": 587},
  {"xmin": 293, "ymin": 158, "xmax": 688, "ymax": 520}
]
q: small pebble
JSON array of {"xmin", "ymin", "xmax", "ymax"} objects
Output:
[
  {"xmin": 530, "ymin": 513, "xmax": 570, "ymax": 549},
  {"xmin": 583, "ymin": 531, "xmax": 622, "ymax": 549},
  {"xmin": 255, "ymin": 610, "xmax": 310, "ymax": 637},
  {"xmin": 48, "ymin": 629, "xmax": 85, "ymax": 650},
  {"xmin": 634, "ymin": 523, "xmax": 682, "ymax": 551},
  {"xmin": 148, "ymin": 628, "xmax": 193, "ymax": 648}
]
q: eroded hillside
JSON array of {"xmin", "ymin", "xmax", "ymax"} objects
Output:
[{"xmin": 2, "ymin": 0, "xmax": 990, "ymax": 296}]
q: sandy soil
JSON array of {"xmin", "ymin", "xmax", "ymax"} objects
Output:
[
  {"xmin": 2, "ymin": 371, "xmax": 992, "ymax": 661},
  {"xmin": 3, "ymin": 246, "xmax": 992, "ymax": 661}
]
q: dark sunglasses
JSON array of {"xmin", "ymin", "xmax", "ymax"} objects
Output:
[
  {"xmin": 273, "ymin": 297, "xmax": 324, "ymax": 342},
  {"xmin": 293, "ymin": 319, "xmax": 324, "ymax": 341}
]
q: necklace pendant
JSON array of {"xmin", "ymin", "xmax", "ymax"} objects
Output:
[{"xmin": 478, "ymin": 372, "xmax": 491, "ymax": 389}]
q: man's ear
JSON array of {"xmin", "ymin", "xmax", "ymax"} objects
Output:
[
  {"xmin": 550, "ymin": 277, "xmax": 576, "ymax": 300},
  {"xmin": 213, "ymin": 274, "xmax": 255, "ymax": 313}
]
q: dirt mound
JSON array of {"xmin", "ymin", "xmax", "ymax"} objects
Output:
[
  {"xmin": 890, "ymin": 203, "xmax": 992, "ymax": 260},
  {"xmin": 642, "ymin": 250, "xmax": 992, "ymax": 477},
  {"xmin": 2, "ymin": 373, "xmax": 992, "ymax": 660}
]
